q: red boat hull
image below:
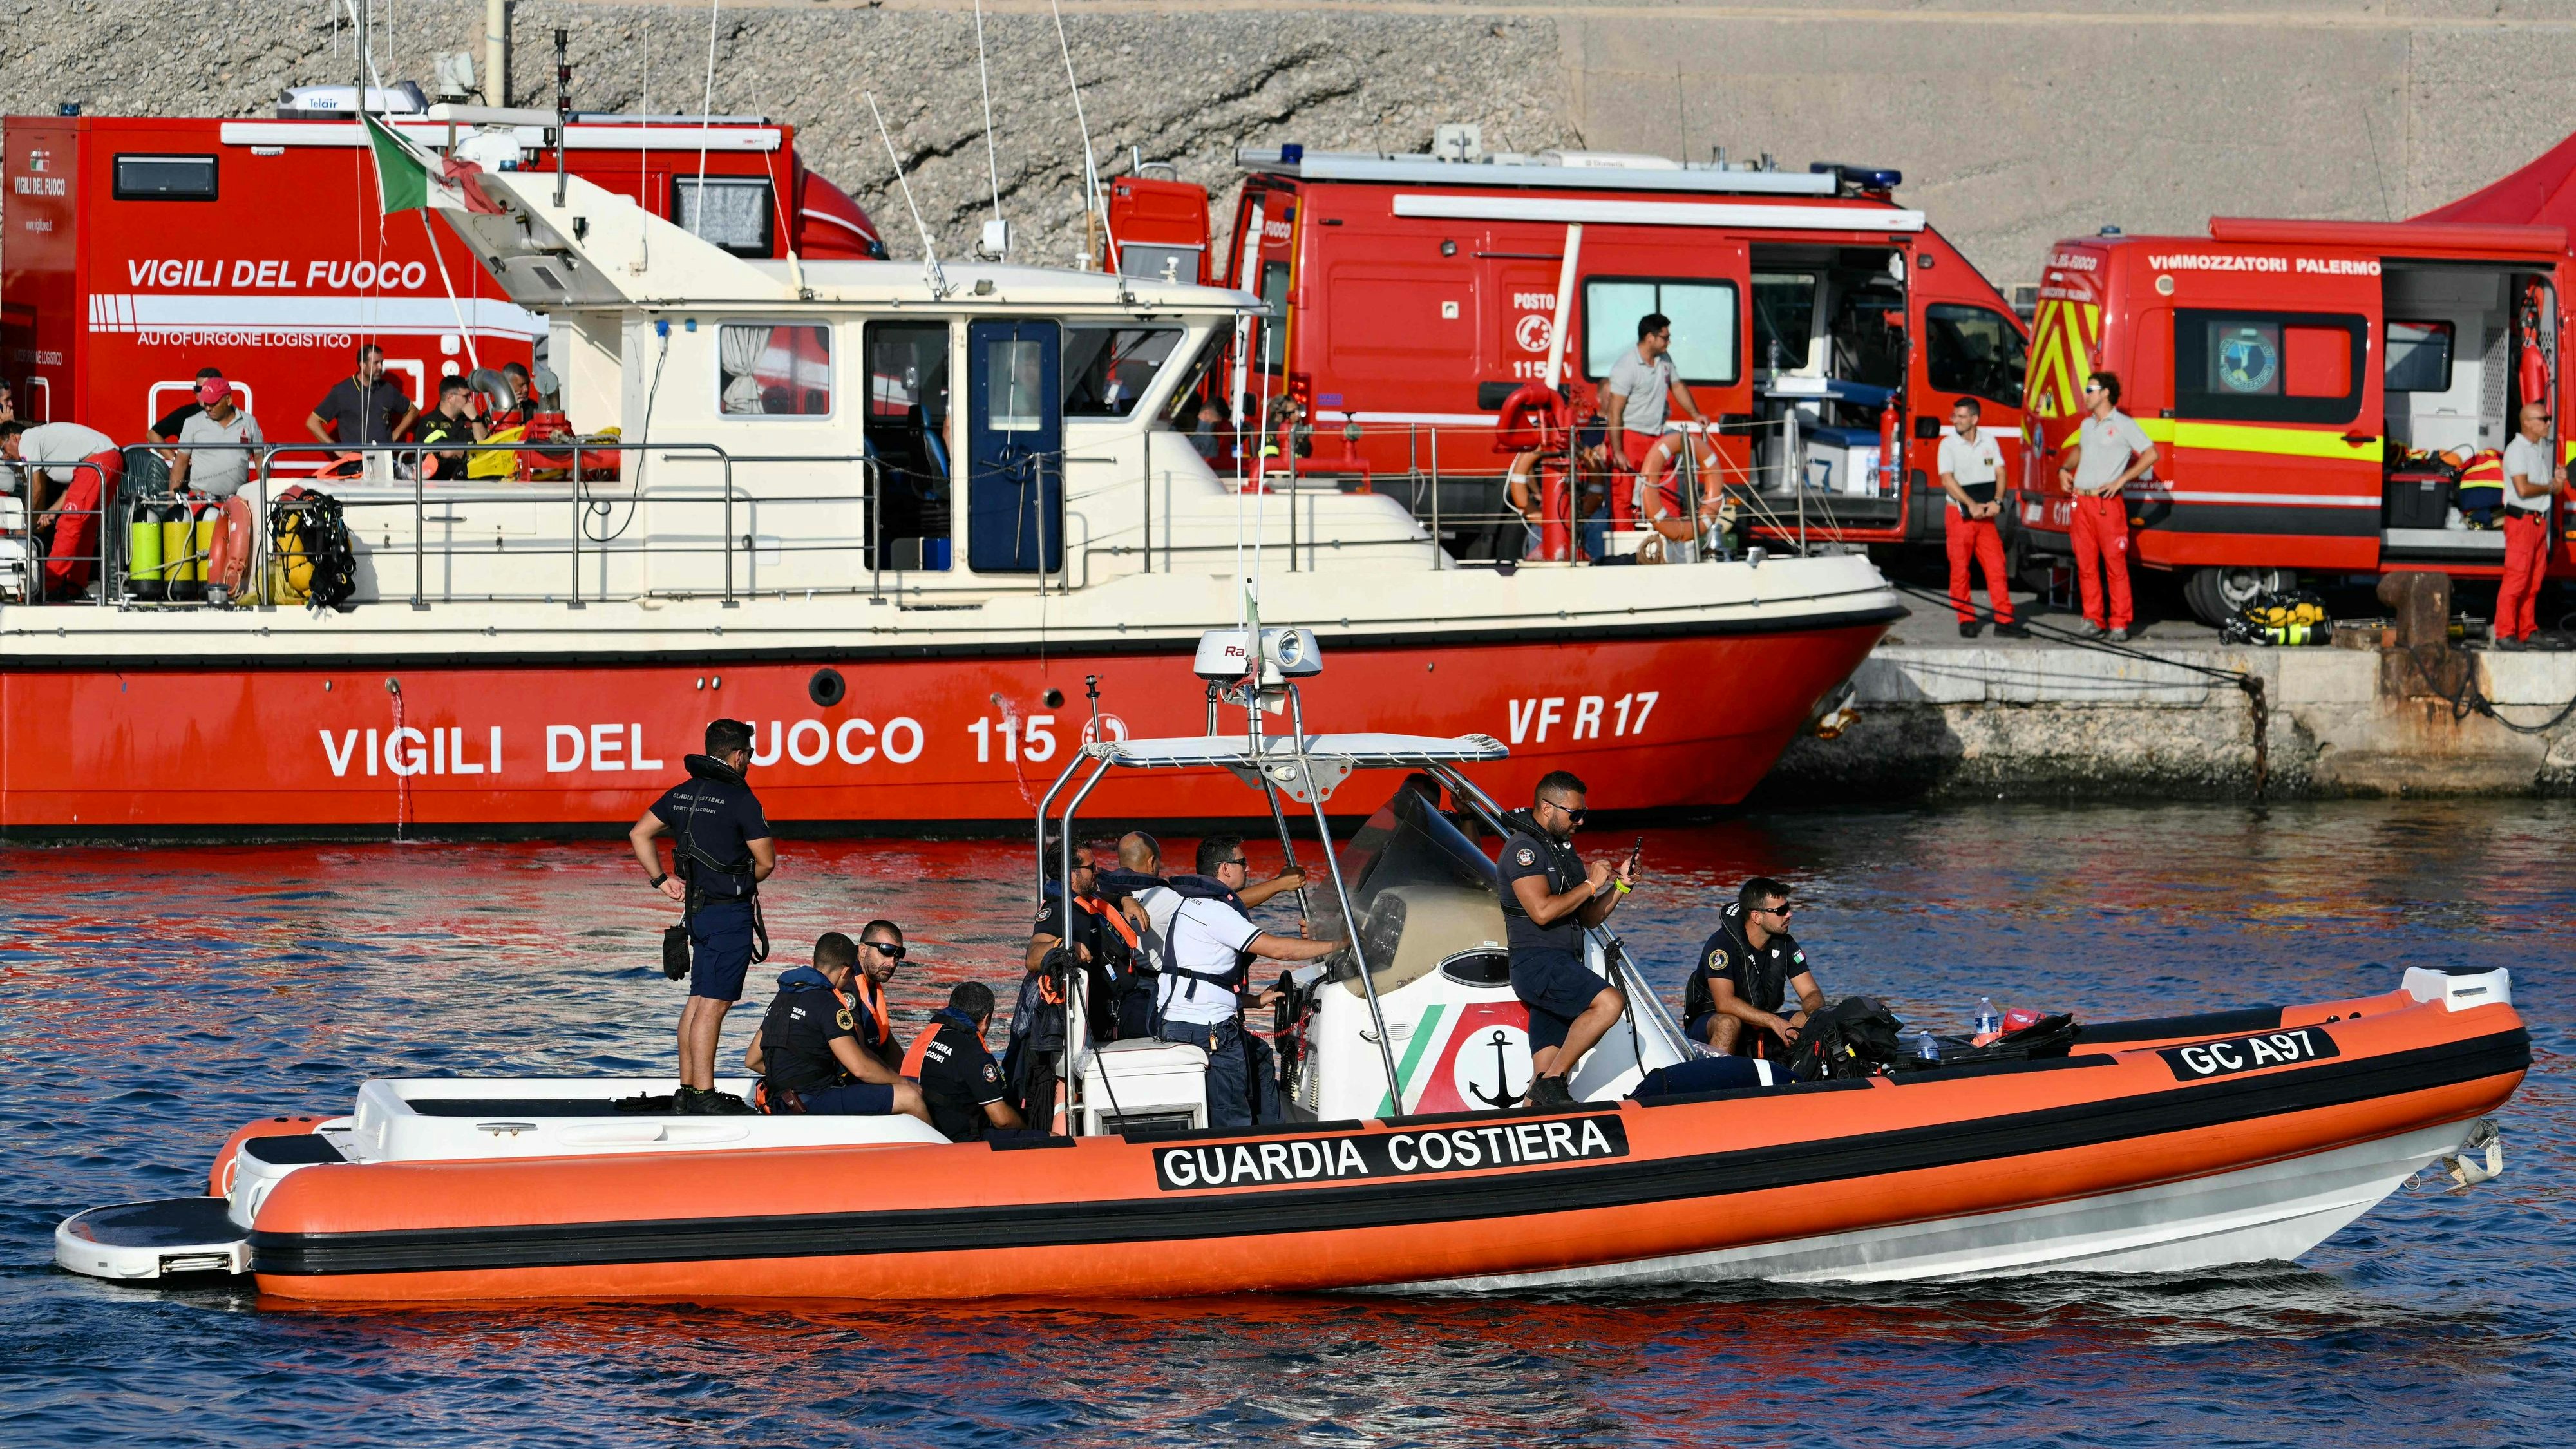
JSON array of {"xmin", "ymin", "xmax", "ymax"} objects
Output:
[{"xmin": 1, "ymin": 621, "xmax": 1886, "ymax": 835}]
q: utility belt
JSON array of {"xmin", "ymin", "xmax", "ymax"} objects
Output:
[
  {"xmin": 661, "ymin": 865, "xmax": 769, "ymax": 981},
  {"xmin": 752, "ymin": 1072, "xmax": 849, "ymax": 1115}
]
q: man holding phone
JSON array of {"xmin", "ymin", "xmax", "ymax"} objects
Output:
[{"xmin": 1499, "ymin": 771, "xmax": 1633, "ymax": 1107}]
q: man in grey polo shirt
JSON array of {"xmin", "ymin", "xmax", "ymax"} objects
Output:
[
  {"xmin": 1604, "ymin": 311, "xmax": 1717, "ymax": 545},
  {"xmin": 2056, "ymin": 370, "xmax": 2158, "ymax": 641}
]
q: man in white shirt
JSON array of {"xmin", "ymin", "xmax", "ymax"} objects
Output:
[
  {"xmin": 168, "ymin": 378, "xmax": 267, "ymax": 498},
  {"xmin": 5, "ymin": 419, "xmax": 122, "ymax": 598},
  {"xmin": 1938, "ymin": 397, "xmax": 2026, "ymax": 639},
  {"xmin": 2495, "ymin": 401, "xmax": 2564, "ymax": 650},
  {"xmin": 1153, "ymin": 833, "xmax": 1339, "ymax": 1127},
  {"xmin": 2055, "ymin": 371, "xmax": 2159, "ymax": 641}
]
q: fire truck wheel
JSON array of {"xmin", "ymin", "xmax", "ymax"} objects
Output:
[{"xmin": 2186, "ymin": 566, "xmax": 2295, "ymax": 627}]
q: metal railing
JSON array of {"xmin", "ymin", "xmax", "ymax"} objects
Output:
[{"xmin": 4, "ymin": 411, "xmax": 1873, "ymax": 613}]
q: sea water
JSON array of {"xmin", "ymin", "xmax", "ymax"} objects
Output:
[{"xmin": 1, "ymin": 800, "xmax": 2567, "ymax": 1448}]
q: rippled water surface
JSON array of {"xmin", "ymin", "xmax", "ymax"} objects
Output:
[{"xmin": 3, "ymin": 800, "xmax": 2568, "ymax": 1448}]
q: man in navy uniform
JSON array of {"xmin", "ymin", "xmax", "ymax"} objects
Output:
[
  {"xmin": 902, "ymin": 981, "xmax": 1025, "ymax": 1141},
  {"xmin": 1683, "ymin": 876, "xmax": 1826, "ymax": 1066},
  {"xmin": 1499, "ymin": 770, "xmax": 1633, "ymax": 1106},
  {"xmin": 744, "ymin": 931, "xmax": 931, "ymax": 1122},
  {"xmin": 630, "ymin": 718, "xmax": 775, "ymax": 1114}
]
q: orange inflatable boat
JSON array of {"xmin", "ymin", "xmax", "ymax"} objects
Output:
[{"xmin": 56, "ymin": 629, "xmax": 2528, "ymax": 1303}]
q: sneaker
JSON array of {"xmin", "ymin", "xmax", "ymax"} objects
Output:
[
  {"xmin": 699, "ymin": 1090, "xmax": 757, "ymax": 1115},
  {"xmin": 673, "ymin": 1086, "xmax": 712, "ymax": 1114},
  {"xmin": 2105, "ymin": 627, "xmax": 2131, "ymax": 643},
  {"xmin": 1958, "ymin": 621, "xmax": 1982, "ymax": 639},
  {"xmin": 2074, "ymin": 620, "xmax": 2105, "ymax": 639},
  {"xmin": 1526, "ymin": 1074, "xmax": 1576, "ymax": 1108},
  {"xmin": 2497, "ymin": 634, "xmax": 2529, "ymax": 652},
  {"xmin": 1994, "ymin": 621, "xmax": 2031, "ymax": 639}
]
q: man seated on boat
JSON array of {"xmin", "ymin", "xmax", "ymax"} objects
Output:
[
  {"xmin": 1682, "ymin": 877, "xmax": 1824, "ymax": 1068},
  {"xmin": 1500, "ymin": 771, "xmax": 1634, "ymax": 1107},
  {"xmin": 1008, "ymin": 840, "xmax": 1141, "ymax": 1119},
  {"xmin": 743, "ymin": 929, "xmax": 931, "ymax": 1122},
  {"xmin": 1155, "ymin": 834, "xmax": 1343, "ymax": 1128},
  {"xmin": 902, "ymin": 981, "xmax": 1026, "ymax": 1142}
]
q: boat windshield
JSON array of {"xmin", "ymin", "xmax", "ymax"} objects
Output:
[{"xmin": 1320, "ymin": 777, "xmax": 1500, "ymax": 972}]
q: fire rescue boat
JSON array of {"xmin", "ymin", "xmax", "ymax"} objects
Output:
[
  {"xmin": 56, "ymin": 630, "xmax": 2526, "ymax": 1303},
  {"xmin": 0, "ymin": 120, "xmax": 1899, "ymax": 839}
]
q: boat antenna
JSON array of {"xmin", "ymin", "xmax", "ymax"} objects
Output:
[
  {"xmin": 1048, "ymin": 0, "xmax": 1116, "ymax": 274},
  {"xmin": 866, "ymin": 91, "xmax": 951, "ymax": 299},
  {"xmin": 974, "ymin": 0, "xmax": 1003, "ymax": 227},
  {"xmin": 689, "ymin": 0, "xmax": 720, "ymax": 238}
]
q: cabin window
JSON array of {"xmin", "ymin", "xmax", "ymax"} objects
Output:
[
  {"xmin": 674, "ymin": 176, "xmax": 775, "ymax": 258},
  {"xmin": 1751, "ymin": 272, "xmax": 1819, "ymax": 373},
  {"xmin": 864, "ymin": 321, "xmax": 952, "ymax": 573},
  {"xmin": 986, "ymin": 338, "xmax": 1046, "ymax": 432},
  {"xmin": 717, "ymin": 323, "xmax": 832, "ymax": 417},
  {"xmin": 1257, "ymin": 260, "xmax": 1292, "ymax": 372},
  {"xmin": 1925, "ymin": 303, "xmax": 2027, "ymax": 409},
  {"xmin": 113, "ymin": 154, "xmax": 216, "ymax": 201},
  {"xmin": 2385, "ymin": 319, "xmax": 2456, "ymax": 393},
  {"xmin": 1063, "ymin": 327, "xmax": 1184, "ymax": 418},
  {"xmin": 1582, "ymin": 278, "xmax": 1740, "ymax": 385},
  {"xmin": 2175, "ymin": 310, "xmax": 2367, "ymax": 424},
  {"xmin": 1117, "ymin": 243, "xmax": 1203, "ymax": 284}
]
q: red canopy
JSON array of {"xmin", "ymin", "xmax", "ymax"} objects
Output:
[{"xmin": 2415, "ymin": 132, "xmax": 2576, "ymax": 228}]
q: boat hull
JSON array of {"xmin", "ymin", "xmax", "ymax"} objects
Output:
[
  {"xmin": 240, "ymin": 1003, "xmax": 2528, "ymax": 1305},
  {"xmin": 0, "ymin": 619, "xmax": 1886, "ymax": 835}
]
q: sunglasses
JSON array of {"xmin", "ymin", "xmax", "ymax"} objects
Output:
[
  {"xmin": 863, "ymin": 940, "xmax": 905, "ymax": 959},
  {"xmin": 1757, "ymin": 903, "xmax": 1796, "ymax": 918},
  {"xmin": 2082, "ymin": 383, "xmax": 2105, "ymax": 393},
  {"xmin": 1542, "ymin": 800, "xmax": 1588, "ymax": 823}
]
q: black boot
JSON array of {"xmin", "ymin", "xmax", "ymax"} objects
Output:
[{"xmin": 1526, "ymin": 1074, "xmax": 1575, "ymax": 1108}]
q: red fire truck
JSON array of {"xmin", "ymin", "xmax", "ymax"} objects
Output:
[
  {"xmin": 1107, "ymin": 137, "xmax": 2031, "ymax": 556},
  {"xmin": 2023, "ymin": 137, "xmax": 2576, "ymax": 624},
  {"xmin": 2, "ymin": 105, "xmax": 880, "ymax": 457}
]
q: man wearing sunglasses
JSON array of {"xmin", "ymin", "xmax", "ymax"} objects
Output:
[
  {"xmin": 743, "ymin": 927, "xmax": 931, "ymax": 1122},
  {"xmin": 2056, "ymin": 370, "xmax": 2157, "ymax": 641},
  {"xmin": 2496, "ymin": 401, "xmax": 2566, "ymax": 650},
  {"xmin": 1500, "ymin": 771, "xmax": 1633, "ymax": 1107},
  {"xmin": 1682, "ymin": 876, "xmax": 1824, "ymax": 1067}
]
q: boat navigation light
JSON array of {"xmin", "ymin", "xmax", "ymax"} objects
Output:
[{"xmin": 1192, "ymin": 627, "xmax": 1323, "ymax": 682}]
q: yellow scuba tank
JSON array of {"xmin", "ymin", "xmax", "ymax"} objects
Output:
[
  {"xmin": 160, "ymin": 495, "xmax": 200, "ymax": 603},
  {"xmin": 126, "ymin": 496, "xmax": 166, "ymax": 601},
  {"xmin": 269, "ymin": 507, "xmax": 307, "ymax": 604}
]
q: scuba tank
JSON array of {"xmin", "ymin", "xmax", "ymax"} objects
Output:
[
  {"xmin": 187, "ymin": 498, "xmax": 216, "ymax": 602},
  {"xmin": 125, "ymin": 495, "xmax": 166, "ymax": 601},
  {"xmin": 160, "ymin": 493, "xmax": 203, "ymax": 603}
]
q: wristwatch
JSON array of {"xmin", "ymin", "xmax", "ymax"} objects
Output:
[{"xmin": 649, "ymin": 872, "xmax": 668, "ymax": 889}]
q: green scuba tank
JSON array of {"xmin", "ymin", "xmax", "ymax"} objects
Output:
[{"xmin": 126, "ymin": 495, "xmax": 166, "ymax": 601}]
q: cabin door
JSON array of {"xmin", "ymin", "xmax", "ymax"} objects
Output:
[{"xmin": 965, "ymin": 319, "xmax": 1063, "ymax": 574}]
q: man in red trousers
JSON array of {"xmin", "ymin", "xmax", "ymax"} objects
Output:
[
  {"xmin": 1939, "ymin": 397, "xmax": 2027, "ymax": 638},
  {"xmin": 2494, "ymin": 401, "xmax": 2564, "ymax": 650},
  {"xmin": 2056, "ymin": 372, "xmax": 2158, "ymax": 642}
]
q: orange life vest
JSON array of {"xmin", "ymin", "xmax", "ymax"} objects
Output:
[
  {"xmin": 1073, "ymin": 894, "xmax": 1142, "ymax": 952},
  {"xmin": 847, "ymin": 972, "xmax": 891, "ymax": 1046},
  {"xmin": 901, "ymin": 1012, "xmax": 993, "ymax": 1081}
]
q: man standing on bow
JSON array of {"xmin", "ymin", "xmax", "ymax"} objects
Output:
[{"xmin": 630, "ymin": 719, "xmax": 775, "ymax": 1114}]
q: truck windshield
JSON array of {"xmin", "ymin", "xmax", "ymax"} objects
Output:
[{"xmin": 1926, "ymin": 303, "xmax": 2027, "ymax": 408}]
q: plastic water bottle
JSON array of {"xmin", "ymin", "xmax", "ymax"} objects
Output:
[
  {"xmin": 1975, "ymin": 997, "xmax": 2001, "ymax": 1037},
  {"xmin": 1914, "ymin": 1029, "xmax": 1942, "ymax": 1062}
]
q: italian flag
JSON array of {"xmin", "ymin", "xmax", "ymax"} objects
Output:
[{"xmin": 362, "ymin": 112, "xmax": 504, "ymax": 215}]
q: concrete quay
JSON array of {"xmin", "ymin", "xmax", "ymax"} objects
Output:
[{"xmin": 1765, "ymin": 618, "xmax": 2576, "ymax": 803}]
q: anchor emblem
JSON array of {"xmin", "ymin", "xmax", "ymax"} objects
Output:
[{"xmin": 1466, "ymin": 1030, "xmax": 1522, "ymax": 1108}]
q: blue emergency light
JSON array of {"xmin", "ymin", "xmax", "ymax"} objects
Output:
[
  {"xmin": 1812, "ymin": 162, "xmax": 1902, "ymax": 191},
  {"xmin": 1280, "ymin": 143, "xmax": 1304, "ymax": 166}
]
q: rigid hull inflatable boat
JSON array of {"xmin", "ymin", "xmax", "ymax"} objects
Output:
[{"xmin": 57, "ymin": 632, "xmax": 2528, "ymax": 1303}]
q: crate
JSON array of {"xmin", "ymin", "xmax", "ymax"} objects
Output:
[{"xmin": 2383, "ymin": 469, "xmax": 2453, "ymax": 530}]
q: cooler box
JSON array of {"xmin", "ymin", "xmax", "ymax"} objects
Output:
[
  {"xmin": 1804, "ymin": 425, "xmax": 1884, "ymax": 496},
  {"xmin": 1079, "ymin": 1039, "xmax": 1210, "ymax": 1137},
  {"xmin": 2383, "ymin": 469, "xmax": 2454, "ymax": 530}
]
